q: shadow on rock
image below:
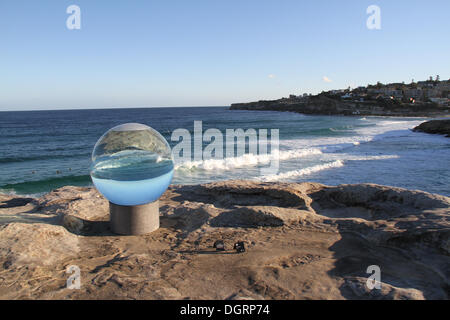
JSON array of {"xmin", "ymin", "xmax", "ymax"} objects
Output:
[
  {"xmin": 310, "ymin": 184, "xmax": 450, "ymax": 300},
  {"xmin": 0, "ymin": 197, "xmax": 34, "ymax": 208}
]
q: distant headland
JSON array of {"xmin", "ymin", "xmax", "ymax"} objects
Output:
[
  {"xmin": 413, "ymin": 119, "xmax": 450, "ymax": 137},
  {"xmin": 231, "ymin": 77, "xmax": 450, "ymax": 117}
]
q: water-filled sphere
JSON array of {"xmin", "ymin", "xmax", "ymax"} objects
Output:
[{"xmin": 90, "ymin": 123, "xmax": 174, "ymax": 206}]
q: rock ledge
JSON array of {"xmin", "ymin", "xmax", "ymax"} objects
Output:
[{"xmin": 0, "ymin": 181, "xmax": 449, "ymax": 300}]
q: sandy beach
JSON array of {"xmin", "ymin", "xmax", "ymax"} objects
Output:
[{"xmin": 0, "ymin": 181, "xmax": 448, "ymax": 300}]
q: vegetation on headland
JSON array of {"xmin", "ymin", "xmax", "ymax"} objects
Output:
[{"xmin": 231, "ymin": 77, "xmax": 450, "ymax": 117}]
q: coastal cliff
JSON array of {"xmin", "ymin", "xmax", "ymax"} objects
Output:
[
  {"xmin": 413, "ymin": 119, "xmax": 450, "ymax": 137},
  {"xmin": 231, "ymin": 95, "xmax": 449, "ymax": 117},
  {"xmin": 1, "ymin": 181, "xmax": 449, "ymax": 300}
]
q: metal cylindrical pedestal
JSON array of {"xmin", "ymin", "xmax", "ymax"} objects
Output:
[{"xmin": 109, "ymin": 201, "xmax": 159, "ymax": 235}]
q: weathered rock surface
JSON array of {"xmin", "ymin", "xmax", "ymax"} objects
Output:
[
  {"xmin": 413, "ymin": 119, "xmax": 450, "ymax": 137},
  {"xmin": 0, "ymin": 181, "xmax": 449, "ymax": 300}
]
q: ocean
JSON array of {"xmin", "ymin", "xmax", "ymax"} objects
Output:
[{"xmin": 1, "ymin": 107, "xmax": 449, "ymax": 196}]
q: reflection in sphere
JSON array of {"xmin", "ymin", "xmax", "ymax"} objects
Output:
[{"xmin": 90, "ymin": 123, "xmax": 174, "ymax": 206}]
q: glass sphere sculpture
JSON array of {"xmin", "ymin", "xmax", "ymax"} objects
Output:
[{"xmin": 90, "ymin": 123, "xmax": 174, "ymax": 206}]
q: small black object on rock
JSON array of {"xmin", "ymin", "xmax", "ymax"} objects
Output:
[
  {"xmin": 213, "ymin": 240, "xmax": 225, "ymax": 251},
  {"xmin": 234, "ymin": 241, "xmax": 245, "ymax": 253}
]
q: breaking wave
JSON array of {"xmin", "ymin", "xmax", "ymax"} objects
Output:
[
  {"xmin": 260, "ymin": 160, "xmax": 345, "ymax": 182},
  {"xmin": 175, "ymin": 148, "xmax": 322, "ymax": 171}
]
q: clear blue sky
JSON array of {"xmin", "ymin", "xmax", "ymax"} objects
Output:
[{"xmin": 1, "ymin": 0, "xmax": 449, "ymax": 111}]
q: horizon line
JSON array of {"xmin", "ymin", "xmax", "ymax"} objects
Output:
[{"xmin": 0, "ymin": 105, "xmax": 230, "ymax": 112}]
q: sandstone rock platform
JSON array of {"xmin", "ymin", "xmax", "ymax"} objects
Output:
[{"xmin": 0, "ymin": 181, "xmax": 449, "ymax": 300}]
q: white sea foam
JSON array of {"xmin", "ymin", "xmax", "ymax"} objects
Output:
[
  {"xmin": 345, "ymin": 155, "xmax": 399, "ymax": 161},
  {"xmin": 0, "ymin": 188, "xmax": 44, "ymax": 199},
  {"xmin": 174, "ymin": 118, "xmax": 417, "ymax": 173},
  {"xmin": 258, "ymin": 153, "xmax": 401, "ymax": 182},
  {"xmin": 175, "ymin": 148, "xmax": 322, "ymax": 171},
  {"xmin": 280, "ymin": 118, "xmax": 425, "ymax": 153},
  {"xmin": 260, "ymin": 160, "xmax": 345, "ymax": 182},
  {"xmin": 174, "ymin": 118, "xmax": 439, "ymax": 183}
]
